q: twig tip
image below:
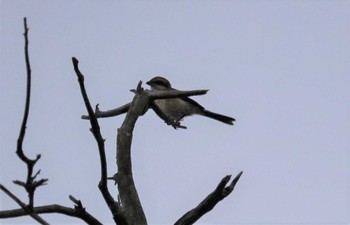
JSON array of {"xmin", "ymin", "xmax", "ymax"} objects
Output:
[{"xmin": 72, "ymin": 57, "xmax": 79, "ymax": 64}]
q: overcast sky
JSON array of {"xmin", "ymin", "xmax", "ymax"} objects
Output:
[{"xmin": 1, "ymin": 1, "xmax": 349, "ymax": 225}]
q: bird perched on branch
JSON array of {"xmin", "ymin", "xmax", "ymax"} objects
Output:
[{"xmin": 146, "ymin": 76, "xmax": 235, "ymax": 128}]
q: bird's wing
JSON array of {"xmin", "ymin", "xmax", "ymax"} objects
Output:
[
  {"xmin": 179, "ymin": 96, "xmax": 205, "ymax": 111},
  {"xmin": 170, "ymin": 86, "xmax": 205, "ymax": 110}
]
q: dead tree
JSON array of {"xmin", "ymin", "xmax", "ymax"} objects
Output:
[{"xmin": 0, "ymin": 18, "xmax": 243, "ymax": 225}]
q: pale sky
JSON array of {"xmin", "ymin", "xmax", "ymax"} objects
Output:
[{"xmin": 1, "ymin": 1, "xmax": 349, "ymax": 225}]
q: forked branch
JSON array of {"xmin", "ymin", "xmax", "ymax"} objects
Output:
[{"xmin": 175, "ymin": 171, "xmax": 243, "ymax": 225}]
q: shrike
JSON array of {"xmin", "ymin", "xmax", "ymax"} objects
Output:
[{"xmin": 146, "ymin": 76, "xmax": 235, "ymax": 128}]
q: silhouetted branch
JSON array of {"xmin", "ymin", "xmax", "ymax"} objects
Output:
[
  {"xmin": 14, "ymin": 17, "xmax": 48, "ymax": 209},
  {"xmin": 81, "ymin": 103, "xmax": 131, "ymax": 120},
  {"xmin": 147, "ymin": 89, "xmax": 208, "ymax": 99},
  {"xmin": 0, "ymin": 204, "xmax": 102, "ymax": 224},
  {"xmin": 81, "ymin": 89, "xmax": 208, "ymax": 120},
  {"xmin": 0, "ymin": 188, "xmax": 102, "ymax": 225},
  {"xmin": 0, "ymin": 184, "xmax": 49, "ymax": 224},
  {"xmin": 0, "ymin": 204, "xmax": 102, "ymax": 225},
  {"xmin": 16, "ymin": 17, "xmax": 32, "ymax": 163},
  {"xmin": 0, "ymin": 184, "xmax": 102, "ymax": 224},
  {"xmin": 174, "ymin": 171, "xmax": 243, "ymax": 225},
  {"xmin": 72, "ymin": 57, "xmax": 127, "ymax": 225}
]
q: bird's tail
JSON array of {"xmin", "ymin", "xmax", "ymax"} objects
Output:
[{"xmin": 203, "ymin": 110, "xmax": 235, "ymax": 125}]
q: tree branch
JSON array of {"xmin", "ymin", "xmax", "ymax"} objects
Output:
[
  {"xmin": 174, "ymin": 171, "xmax": 243, "ymax": 225},
  {"xmin": 0, "ymin": 184, "xmax": 103, "ymax": 224},
  {"xmin": 0, "ymin": 17, "xmax": 49, "ymax": 225},
  {"xmin": 0, "ymin": 204, "xmax": 101, "ymax": 225},
  {"xmin": 0, "ymin": 184, "xmax": 49, "ymax": 224},
  {"xmin": 14, "ymin": 17, "xmax": 48, "ymax": 209},
  {"xmin": 81, "ymin": 103, "xmax": 131, "ymax": 120},
  {"xmin": 81, "ymin": 89, "xmax": 208, "ymax": 120},
  {"xmin": 72, "ymin": 57, "xmax": 127, "ymax": 225},
  {"xmin": 116, "ymin": 81, "xmax": 148, "ymax": 225},
  {"xmin": 147, "ymin": 89, "xmax": 208, "ymax": 100}
]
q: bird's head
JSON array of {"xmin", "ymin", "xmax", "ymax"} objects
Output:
[{"xmin": 146, "ymin": 76, "xmax": 172, "ymax": 90}]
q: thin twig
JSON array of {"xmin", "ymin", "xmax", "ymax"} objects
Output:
[
  {"xmin": 12, "ymin": 16, "xmax": 48, "ymax": 218},
  {"xmin": 16, "ymin": 17, "xmax": 32, "ymax": 163},
  {"xmin": 72, "ymin": 57, "xmax": 127, "ymax": 225}
]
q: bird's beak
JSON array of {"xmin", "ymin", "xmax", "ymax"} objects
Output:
[{"xmin": 146, "ymin": 81, "xmax": 151, "ymax": 85}]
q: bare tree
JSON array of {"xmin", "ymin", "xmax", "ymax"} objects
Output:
[{"xmin": 0, "ymin": 18, "xmax": 242, "ymax": 225}]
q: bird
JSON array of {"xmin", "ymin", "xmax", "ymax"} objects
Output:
[{"xmin": 146, "ymin": 76, "xmax": 235, "ymax": 128}]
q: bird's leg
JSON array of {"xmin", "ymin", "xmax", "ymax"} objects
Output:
[
  {"xmin": 169, "ymin": 120, "xmax": 187, "ymax": 129},
  {"xmin": 172, "ymin": 114, "xmax": 187, "ymax": 129},
  {"xmin": 150, "ymin": 102, "xmax": 187, "ymax": 129}
]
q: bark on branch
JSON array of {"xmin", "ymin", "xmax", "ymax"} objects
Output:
[{"xmin": 116, "ymin": 82, "xmax": 148, "ymax": 225}]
